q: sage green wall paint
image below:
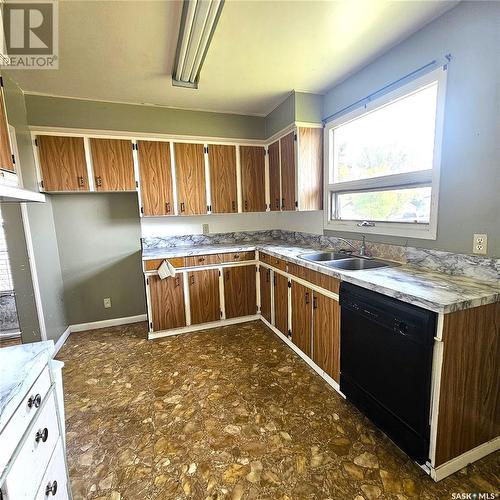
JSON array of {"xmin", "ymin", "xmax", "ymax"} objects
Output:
[
  {"xmin": 295, "ymin": 92, "xmax": 323, "ymax": 123},
  {"xmin": 323, "ymin": 2, "xmax": 500, "ymax": 257},
  {"xmin": 50, "ymin": 193, "xmax": 146, "ymax": 325},
  {"xmin": 25, "ymin": 94, "xmax": 266, "ymax": 139},
  {"xmin": 2, "ymin": 73, "xmax": 68, "ymax": 342},
  {"xmin": 265, "ymin": 92, "xmax": 295, "ymax": 138}
]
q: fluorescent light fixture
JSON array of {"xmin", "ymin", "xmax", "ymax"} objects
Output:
[{"xmin": 172, "ymin": 0, "xmax": 225, "ymax": 89}]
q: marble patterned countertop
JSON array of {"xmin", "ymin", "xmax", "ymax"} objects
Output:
[
  {"xmin": 142, "ymin": 242, "xmax": 500, "ymax": 314},
  {"xmin": 0, "ymin": 341, "xmax": 54, "ymax": 433}
]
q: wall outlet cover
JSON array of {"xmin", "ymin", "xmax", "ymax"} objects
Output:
[
  {"xmin": 473, "ymin": 233, "xmax": 487, "ymax": 255},
  {"xmin": 104, "ymin": 297, "xmax": 112, "ymax": 308}
]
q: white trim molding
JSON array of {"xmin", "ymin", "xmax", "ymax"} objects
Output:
[
  {"xmin": 53, "ymin": 326, "xmax": 71, "ymax": 355},
  {"xmin": 70, "ymin": 314, "xmax": 147, "ymax": 333}
]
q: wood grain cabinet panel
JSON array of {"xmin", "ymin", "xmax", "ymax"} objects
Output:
[
  {"xmin": 175, "ymin": 143, "xmax": 207, "ymax": 215},
  {"xmin": 274, "ymin": 272, "xmax": 288, "ymax": 335},
  {"xmin": 224, "ymin": 265, "xmax": 256, "ymax": 319},
  {"xmin": 144, "ymin": 258, "xmax": 184, "ymax": 271},
  {"xmin": 312, "ymin": 292, "xmax": 340, "ymax": 382},
  {"xmin": 90, "ymin": 138, "xmax": 135, "ymax": 191},
  {"xmin": 222, "ymin": 251, "xmax": 255, "ymax": 263},
  {"xmin": 297, "ymin": 127, "xmax": 323, "ymax": 210},
  {"xmin": 268, "ymin": 140, "xmax": 280, "ymax": 211},
  {"xmin": 208, "ymin": 144, "xmax": 237, "ymax": 213},
  {"xmin": 188, "ymin": 269, "xmax": 220, "ymax": 324},
  {"xmin": 240, "ymin": 145, "xmax": 266, "ymax": 212},
  {"xmin": 37, "ymin": 136, "xmax": 89, "ymax": 191},
  {"xmin": 0, "ymin": 87, "xmax": 14, "ymax": 172},
  {"xmin": 149, "ymin": 275, "xmax": 185, "ymax": 331},
  {"xmin": 291, "ymin": 281, "xmax": 312, "ymax": 357},
  {"xmin": 259, "ymin": 267, "xmax": 271, "ymax": 323},
  {"xmin": 137, "ymin": 140, "xmax": 174, "ymax": 215},
  {"xmin": 280, "ymin": 131, "xmax": 296, "ymax": 211}
]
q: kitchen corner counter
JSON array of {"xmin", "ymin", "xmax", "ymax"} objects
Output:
[{"xmin": 142, "ymin": 242, "xmax": 500, "ymax": 314}]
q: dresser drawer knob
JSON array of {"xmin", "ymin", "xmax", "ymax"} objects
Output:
[
  {"xmin": 35, "ymin": 427, "xmax": 49, "ymax": 443},
  {"xmin": 45, "ymin": 480, "xmax": 58, "ymax": 496},
  {"xmin": 27, "ymin": 393, "xmax": 42, "ymax": 409}
]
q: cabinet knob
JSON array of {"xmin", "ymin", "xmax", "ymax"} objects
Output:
[
  {"xmin": 35, "ymin": 427, "xmax": 49, "ymax": 443},
  {"xmin": 45, "ymin": 480, "xmax": 58, "ymax": 496},
  {"xmin": 198, "ymin": 257, "xmax": 205, "ymax": 262},
  {"xmin": 234, "ymin": 254, "xmax": 240, "ymax": 259},
  {"xmin": 27, "ymin": 393, "xmax": 42, "ymax": 409}
]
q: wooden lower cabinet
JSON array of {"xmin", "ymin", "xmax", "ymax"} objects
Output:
[
  {"xmin": 224, "ymin": 265, "xmax": 256, "ymax": 318},
  {"xmin": 274, "ymin": 272, "xmax": 288, "ymax": 335},
  {"xmin": 189, "ymin": 269, "xmax": 220, "ymax": 324},
  {"xmin": 260, "ymin": 267, "xmax": 271, "ymax": 323},
  {"xmin": 312, "ymin": 292, "xmax": 340, "ymax": 382},
  {"xmin": 149, "ymin": 275, "xmax": 185, "ymax": 331},
  {"xmin": 291, "ymin": 281, "xmax": 312, "ymax": 357}
]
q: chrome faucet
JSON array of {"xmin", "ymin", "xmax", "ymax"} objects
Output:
[{"xmin": 337, "ymin": 235, "xmax": 368, "ymax": 257}]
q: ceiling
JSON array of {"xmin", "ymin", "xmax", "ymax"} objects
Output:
[{"xmin": 9, "ymin": 0, "xmax": 458, "ymax": 116}]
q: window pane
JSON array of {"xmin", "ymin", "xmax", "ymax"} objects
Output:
[
  {"xmin": 336, "ymin": 187, "xmax": 432, "ymax": 223},
  {"xmin": 332, "ymin": 83, "xmax": 438, "ymax": 183}
]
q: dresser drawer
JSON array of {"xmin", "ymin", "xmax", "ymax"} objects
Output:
[
  {"xmin": 222, "ymin": 251, "xmax": 255, "ymax": 263},
  {"xmin": 2, "ymin": 391, "xmax": 60, "ymax": 500},
  {"xmin": 0, "ymin": 367, "xmax": 52, "ymax": 473},
  {"xmin": 35, "ymin": 438, "xmax": 69, "ymax": 500},
  {"xmin": 185, "ymin": 254, "xmax": 222, "ymax": 267}
]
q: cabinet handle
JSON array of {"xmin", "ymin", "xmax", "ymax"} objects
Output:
[
  {"xmin": 198, "ymin": 257, "xmax": 205, "ymax": 262},
  {"xmin": 244, "ymin": 200, "xmax": 248, "ymax": 210},
  {"xmin": 180, "ymin": 202, "xmax": 185, "ymax": 213},
  {"xmin": 234, "ymin": 254, "xmax": 240, "ymax": 259},
  {"xmin": 77, "ymin": 176, "xmax": 85, "ymax": 187},
  {"xmin": 95, "ymin": 176, "xmax": 102, "ymax": 187},
  {"xmin": 190, "ymin": 275, "xmax": 195, "ymax": 285},
  {"xmin": 35, "ymin": 427, "xmax": 49, "ymax": 443},
  {"xmin": 45, "ymin": 481, "xmax": 58, "ymax": 496},
  {"xmin": 313, "ymin": 296, "xmax": 318, "ymax": 309},
  {"xmin": 27, "ymin": 393, "xmax": 42, "ymax": 409},
  {"xmin": 175, "ymin": 277, "xmax": 180, "ymax": 287},
  {"xmin": 305, "ymin": 292, "xmax": 310, "ymax": 304},
  {"xmin": 166, "ymin": 202, "xmax": 171, "ymax": 213},
  {"xmin": 275, "ymin": 198, "xmax": 279, "ymax": 209}
]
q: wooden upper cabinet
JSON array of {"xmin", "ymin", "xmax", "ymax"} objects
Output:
[
  {"xmin": 224, "ymin": 265, "xmax": 256, "ymax": 318},
  {"xmin": 297, "ymin": 127, "xmax": 323, "ymax": 211},
  {"xmin": 268, "ymin": 141, "xmax": 280, "ymax": 211},
  {"xmin": 90, "ymin": 138, "xmax": 135, "ymax": 191},
  {"xmin": 274, "ymin": 272, "xmax": 288, "ymax": 335},
  {"xmin": 240, "ymin": 145, "xmax": 266, "ymax": 212},
  {"xmin": 0, "ymin": 86, "xmax": 14, "ymax": 172},
  {"xmin": 137, "ymin": 140, "xmax": 173, "ymax": 216},
  {"xmin": 37, "ymin": 136, "xmax": 89, "ymax": 192},
  {"xmin": 174, "ymin": 143, "xmax": 207, "ymax": 215},
  {"xmin": 188, "ymin": 269, "xmax": 220, "ymax": 324},
  {"xmin": 149, "ymin": 275, "xmax": 185, "ymax": 331},
  {"xmin": 280, "ymin": 131, "xmax": 296, "ymax": 211},
  {"xmin": 208, "ymin": 144, "xmax": 237, "ymax": 213}
]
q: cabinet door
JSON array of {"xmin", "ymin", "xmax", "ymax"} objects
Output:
[
  {"xmin": 280, "ymin": 131, "xmax": 296, "ymax": 211},
  {"xmin": 138, "ymin": 140, "xmax": 174, "ymax": 216},
  {"xmin": 37, "ymin": 136, "xmax": 89, "ymax": 192},
  {"xmin": 312, "ymin": 292, "xmax": 340, "ymax": 382},
  {"xmin": 209, "ymin": 144, "xmax": 237, "ymax": 213},
  {"xmin": 240, "ymin": 145, "xmax": 266, "ymax": 212},
  {"xmin": 189, "ymin": 269, "xmax": 220, "ymax": 324},
  {"xmin": 0, "ymin": 87, "xmax": 14, "ymax": 172},
  {"xmin": 259, "ymin": 267, "xmax": 271, "ymax": 323},
  {"xmin": 175, "ymin": 143, "xmax": 207, "ymax": 215},
  {"xmin": 297, "ymin": 127, "xmax": 323, "ymax": 210},
  {"xmin": 291, "ymin": 281, "xmax": 312, "ymax": 357},
  {"xmin": 90, "ymin": 138, "xmax": 135, "ymax": 191},
  {"xmin": 268, "ymin": 140, "xmax": 280, "ymax": 211},
  {"xmin": 224, "ymin": 265, "xmax": 256, "ymax": 319},
  {"xmin": 149, "ymin": 275, "xmax": 185, "ymax": 331},
  {"xmin": 274, "ymin": 272, "xmax": 288, "ymax": 335}
]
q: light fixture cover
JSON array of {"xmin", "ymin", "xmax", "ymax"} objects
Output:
[{"xmin": 172, "ymin": 0, "xmax": 225, "ymax": 89}]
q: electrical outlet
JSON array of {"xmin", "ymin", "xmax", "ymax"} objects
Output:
[
  {"xmin": 473, "ymin": 234, "xmax": 487, "ymax": 255},
  {"xmin": 103, "ymin": 297, "xmax": 112, "ymax": 308},
  {"xmin": 202, "ymin": 223, "xmax": 209, "ymax": 235}
]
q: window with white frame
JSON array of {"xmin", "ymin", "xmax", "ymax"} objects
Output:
[{"xmin": 324, "ymin": 67, "xmax": 446, "ymax": 239}]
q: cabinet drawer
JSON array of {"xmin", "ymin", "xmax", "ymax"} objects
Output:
[
  {"xmin": 259, "ymin": 252, "xmax": 287, "ymax": 271},
  {"xmin": 144, "ymin": 257, "xmax": 184, "ymax": 271},
  {"xmin": 3, "ymin": 391, "xmax": 60, "ymax": 500},
  {"xmin": 185, "ymin": 254, "xmax": 222, "ymax": 267},
  {"xmin": 222, "ymin": 251, "xmax": 255, "ymax": 263},
  {"xmin": 288, "ymin": 263, "xmax": 340, "ymax": 294},
  {"xmin": 35, "ymin": 438, "xmax": 69, "ymax": 500},
  {"xmin": 0, "ymin": 367, "xmax": 52, "ymax": 473}
]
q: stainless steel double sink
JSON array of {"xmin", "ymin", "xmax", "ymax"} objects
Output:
[{"xmin": 298, "ymin": 251, "xmax": 398, "ymax": 271}]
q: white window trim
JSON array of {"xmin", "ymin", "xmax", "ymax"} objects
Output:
[{"xmin": 323, "ymin": 66, "xmax": 447, "ymax": 240}]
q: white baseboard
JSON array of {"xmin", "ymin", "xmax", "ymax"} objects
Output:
[
  {"xmin": 53, "ymin": 326, "xmax": 71, "ymax": 355},
  {"xmin": 70, "ymin": 314, "xmax": 147, "ymax": 333},
  {"xmin": 430, "ymin": 436, "xmax": 500, "ymax": 481}
]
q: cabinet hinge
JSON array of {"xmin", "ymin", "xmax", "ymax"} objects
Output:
[
  {"xmin": 135, "ymin": 181, "xmax": 138, "ymax": 188},
  {"xmin": 207, "ymin": 205, "xmax": 210, "ymax": 212},
  {"xmin": 40, "ymin": 180, "xmax": 44, "ymax": 189},
  {"xmin": 288, "ymin": 329, "xmax": 292, "ymax": 338},
  {"xmin": 34, "ymin": 138, "xmax": 38, "ymax": 146},
  {"xmin": 133, "ymin": 143, "xmax": 138, "ymax": 151},
  {"xmin": 150, "ymin": 322, "xmax": 153, "ymax": 330},
  {"xmin": 218, "ymin": 270, "xmax": 221, "ymax": 277},
  {"xmin": 288, "ymin": 281, "xmax": 291, "ymax": 288},
  {"xmin": 11, "ymin": 154, "xmax": 15, "ymax": 165},
  {"xmin": 140, "ymin": 206, "xmax": 144, "ymax": 214},
  {"xmin": 146, "ymin": 277, "xmax": 149, "ymax": 285},
  {"xmin": 0, "ymin": 76, "xmax": 3, "ymax": 87},
  {"xmin": 220, "ymin": 309, "xmax": 223, "ymax": 318},
  {"xmin": 294, "ymin": 133, "xmax": 297, "ymax": 141},
  {"xmin": 204, "ymin": 146, "xmax": 208, "ymax": 154}
]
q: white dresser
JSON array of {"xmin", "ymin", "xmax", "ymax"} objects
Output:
[{"xmin": 0, "ymin": 341, "xmax": 71, "ymax": 499}]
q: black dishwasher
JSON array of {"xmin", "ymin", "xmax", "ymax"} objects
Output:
[{"xmin": 339, "ymin": 282, "xmax": 436, "ymax": 464}]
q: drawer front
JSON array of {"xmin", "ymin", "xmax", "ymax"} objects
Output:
[
  {"xmin": 3, "ymin": 391, "xmax": 60, "ymax": 500},
  {"xmin": 259, "ymin": 252, "xmax": 287, "ymax": 271},
  {"xmin": 185, "ymin": 254, "xmax": 222, "ymax": 267},
  {"xmin": 35, "ymin": 439, "xmax": 69, "ymax": 500},
  {"xmin": 222, "ymin": 251, "xmax": 255, "ymax": 263},
  {"xmin": 0, "ymin": 367, "xmax": 52, "ymax": 473},
  {"xmin": 258, "ymin": 252, "xmax": 271, "ymax": 265},
  {"xmin": 144, "ymin": 257, "xmax": 184, "ymax": 271},
  {"xmin": 288, "ymin": 263, "xmax": 340, "ymax": 294}
]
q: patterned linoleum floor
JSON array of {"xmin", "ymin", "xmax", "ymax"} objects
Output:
[{"xmin": 57, "ymin": 321, "xmax": 499, "ymax": 500}]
